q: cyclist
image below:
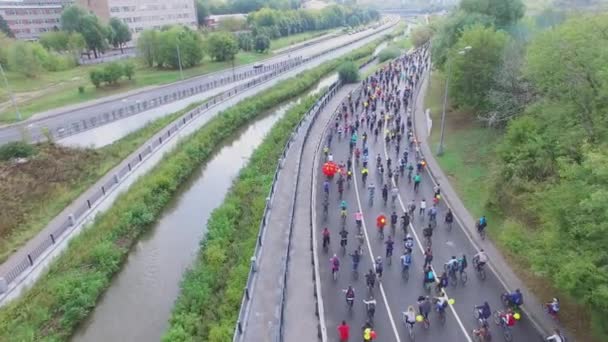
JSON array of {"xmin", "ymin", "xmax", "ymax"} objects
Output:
[
  {"xmin": 403, "ymin": 305, "xmax": 416, "ymax": 330},
  {"xmin": 385, "ymin": 236, "xmax": 394, "ymax": 259},
  {"xmin": 363, "ymin": 296, "xmax": 377, "ymax": 321},
  {"xmin": 457, "ymin": 254, "xmax": 468, "ymax": 275},
  {"xmin": 355, "ymin": 211, "xmax": 363, "ymax": 230},
  {"xmin": 322, "ymin": 198, "xmax": 329, "ymax": 216},
  {"xmin": 433, "ymin": 183, "xmax": 441, "ymax": 197},
  {"xmin": 417, "ymin": 295, "xmax": 432, "ymax": 323},
  {"xmin": 428, "ymin": 204, "xmax": 437, "ymax": 223},
  {"xmin": 350, "ymin": 249, "xmax": 361, "ymax": 271},
  {"xmin": 475, "ymin": 301, "xmax": 492, "ymax": 325},
  {"xmin": 444, "ymin": 209, "xmax": 454, "ymax": 228},
  {"xmin": 337, "ymin": 177, "xmax": 345, "ymax": 198},
  {"xmin": 445, "ymin": 256, "xmax": 459, "ymax": 276},
  {"xmin": 340, "ymin": 200, "xmax": 347, "ymax": 212},
  {"xmin": 386, "ymin": 157, "xmax": 392, "ymax": 170},
  {"xmin": 323, "ymin": 180, "xmax": 330, "ymax": 195},
  {"xmin": 391, "ymin": 185, "xmax": 399, "ymax": 204},
  {"xmin": 344, "ymin": 285, "xmax": 355, "ymax": 307},
  {"xmin": 408, "ymin": 200, "xmax": 416, "ymax": 218},
  {"xmin": 323, "ymin": 146, "xmax": 329, "ymax": 159},
  {"xmin": 361, "ymin": 167, "xmax": 369, "ymax": 184},
  {"xmin": 337, "ymin": 321, "xmax": 350, "ymax": 342},
  {"xmin": 423, "ymin": 247, "xmax": 433, "ymax": 268},
  {"xmin": 473, "ymin": 249, "xmax": 489, "ymax": 271},
  {"xmin": 376, "ymin": 154, "xmax": 382, "ymax": 168},
  {"xmin": 346, "ymin": 169, "xmax": 353, "ymax": 184},
  {"xmin": 400, "ymin": 249, "xmax": 412, "ymax": 272},
  {"xmin": 407, "ymin": 163, "xmax": 414, "ymax": 181},
  {"xmin": 505, "ymin": 289, "xmax": 524, "ymax": 308},
  {"xmin": 355, "ymin": 230, "xmax": 364, "ymax": 252},
  {"xmin": 413, "ymin": 172, "xmax": 421, "ymax": 191},
  {"xmin": 381, "ymin": 184, "xmax": 388, "ymax": 205},
  {"xmin": 362, "ymin": 154, "xmax": 369, "ymax": 168},
  {"xmin": 328, "ymin": 153, "xmax": 334, "ymax": 162},
  {"xmin": 422, "ymin": 224, "xmax": 433, "ymax": 244},
  {"xmin": 434, "ymin": 295, "xmax": 448, "ymax": 315},
  {"xmin": 374, "ymin": 256, "xmax": 384, "ymax": 279},
  {"xmin": 376, "ymin": 214, "xmax": 386, "ymax": 237},
  {"xmin": 322, "ymin": 227, "xmax": 330, "ymax": 250},
  {"xmin": 404, "ymin": 234, "xmax": 414, "ymax": 252},
  {"xmin": 472, "ymin": 324, "xmax": 491, "ymax": 341},
  {"xmin": 367, "ymin": 182, "xmax": 375, "ymax": 203},
  {"xmin": 545, "ymin": 328, "xmax": 566, "ymax": 342},
  {"xmin": 423, "ymin": 266, "xmax": 435, "ymax": 290},
  {"xmin": 365, "ymin": 269, "xmax": 376, "ymax": 290},
  {"xmin": 339, "ymin": 229, "xmax": 348, "ymax": 249},
  {"xmin": 419, "ymin": 199, "xmax": 427, "ymax": 216},
  {"xmin": 498, "ymin": 308, "xmax": 517, "ymax": 328},
  {"xmin": 546, "ymin": 297, "xmax": 560, "ymax": 317},
  {"xmin": 355, "ymin": 148, "xmax": 361, "ymax": 164},
  {"xmin": 477, "ymin": 215, "xmax": 487, "ymax": 233},
  {"xmin": 437, "ymin": 271, "xmax": 448, "ymax": 293},
  {"xmin": 400, "ymin": 212, "xmax": 410, "ymax": 233},
  {"xmin": 390, "ymin": 211, "xmax": 398, "ymax": 231},
  {"xmin": 330, "ymin": 254, "xmax": 340, "ymax": 276}
]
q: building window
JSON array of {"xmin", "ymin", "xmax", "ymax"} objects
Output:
[{"xmin": 110, "ymin": 7, "xmax": 119, "ymax": 12}]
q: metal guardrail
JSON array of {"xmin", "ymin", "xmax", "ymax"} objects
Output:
[
  {"xmin": 0, "ymin": 20, "xmax": 398, "ymax": 296},
  {"xmin": 232, "ymin": 54, "xmax": 378, "ymax": 342}
]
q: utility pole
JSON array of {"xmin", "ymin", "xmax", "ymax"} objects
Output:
[
  {"xmin": 437, "ymin": 46, "xmax": 471, "ymax": 156},
  {"xmin": 0, "ymin": 62, "xmax": 21, "ymax": 121}
]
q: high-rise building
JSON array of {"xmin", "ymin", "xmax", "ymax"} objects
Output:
[
  {"xmin": 0, "ymin": 0, "xmax": 73, "ymax": 40},
  {"xmin": 77, "ymin": 0, "xmax": 197, "ymax": 41}
]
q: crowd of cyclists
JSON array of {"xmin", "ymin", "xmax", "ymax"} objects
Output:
[{"xmin": 317, "ymin": 44, "xmax": 565, "ymax": 342}]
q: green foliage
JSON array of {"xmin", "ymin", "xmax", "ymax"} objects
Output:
[
  {"xmin": 0, "ymin": 38, "xmax": 380, "ymax": 342},
  {"xmin": 378, "ymin": 47, "xmax": 400, "ymax": 62},
  {"xmin": 0, "ymin": 14, "xmax": 13, "ymax": 38},
  {"xmin": 411, "ymin": 25, "xmax": 435, "ymax": 48},
  {"xmin": 0, "ymin": 32, "xmax": 11, "ymax": 66},
  {"xmin": 39, "ymin": 31, "xmax": 70, "ymax": 52},
  {"xmin": 108, "ymin": 17, "xmax": 132, "ymax": 52},
  {"xmin": 206, "ymin": 31, "xmax": 239, "ymax": 61},
  {"xmin": 338, "ymin": 61, "xmax": 360, "ymax": 83},
  {"xmin": 490, "ymin": 14, "xmax": 608, "ymax": 338},
  {"xmin": 8, "ymin": 41, "xmax": 42, "ymax": 78},
  {"xmin": 61, "ymin": 6, "xmax": 109, "ymax": 58},
  {"xmin": 237, "ymin": 32, "xmax": 254, "ymax": 51},
  {"xmin": 89, "ymin": 62, "xmax": 133, "ymax": 87},
  {"xmin": 137, "ymin": 30, "xmax": 158, "ymax": 67},
  {"xmin": 254, "ymin": 34, "xmax": 271, "ymax": 52},
  {"xmin": 0, "ymin": 142, "xmax": 36, "ymax": 161},
  {"xmin": 196, "ymin": 0, "xmax": 210, "ymax": 26},
  {"xmin": 154, "ymin": 26, "xmax": 204, "ymax": 69},
  {"xmin": 460, "ymin": 0, "xmax": 525, "ymax": 27},
  {"xmin": 102, "ymin": 62, "xmax": 124, "ymax": 85},
  {"xmin": 123, "ymin": 62, "xmax": 135, "ymax": 80},
  {"xmin": 449, "ymin": 25, "xmax": 509, "ymax": 111},
  {"xmin": 89, "ymin": 70, "xmax": 103, "ymax": 88}
]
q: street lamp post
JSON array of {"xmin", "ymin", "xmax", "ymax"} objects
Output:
[
  {"xmin": 0, "ymin": 62, "xmax": 21, "ymax": 121},
  {"xmin": 436, "ymin": 46, "xmax": 471, "ymax": 156}
]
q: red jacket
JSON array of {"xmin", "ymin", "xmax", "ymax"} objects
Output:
[{"xmin": 338, "ymin": 324, "xmax": 350, "ymax": 340}]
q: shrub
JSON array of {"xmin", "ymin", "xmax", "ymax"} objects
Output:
[
  {"xmin": 89, "ymin": 70, "xmax": 103, "ymax": 88},
  {"xmin": 206, "ymin": 31, "xmax": 239, "ymax": 62},
  {"xmin": 254, "ymin": 34, "xmax": 270, "ymax": 53},
  {"xmin": 338, "ymin": 61, "xmax": 359, "ymax": 83},
  {"xmin": 0, "ymin": 141, "xmax": 36, "ymax": 161},
  {"xmin": 122, "ymin": 62, "xmax": 135, "ymax": 80},
  {"xmin": 103, "ymin": 62, "xmax": 124, "ymax": 85},
  {"xmin": 378, "ymin": 47, "xmax": 400, "ymax": 62},
  {"xmin": 78, "ymin": 86, "xmax": 85, "ymax": 93},
  {"xmin": 237, "ymin": 33, "xmax": 254, "ymax": 51}
]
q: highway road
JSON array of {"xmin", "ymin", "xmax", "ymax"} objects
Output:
[
  {"xmin": 313, "ymin": 54, "xmax": 540, "ymax": 341},
  {"xmin": 0, "ymin": 19, "xmax": 396, "ymax": 145}
]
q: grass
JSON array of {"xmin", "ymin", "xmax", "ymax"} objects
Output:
[
  {"xmin": 424, "ymin": 71, "xmax": 601, "ymax": 342},
  {"xmin": 270, "ymin": 29, "xmax": 334, "ymax": 51},
  {"xmin": 0, "ymin": 52, "xmax": 266, "ymax": 123},
  {"xmin": 0, "ymin": 40, "xmax": 382, "ymax": 342},
  {"xmin": 0, "ymin": 100, "xmax": 204, "ymax": 263}
]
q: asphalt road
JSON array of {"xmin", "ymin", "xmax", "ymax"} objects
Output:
[
  {"xmin": 0, "ymin": 20, "xmax": 395, "ymax": 145},
  {"xmin": 314, "ymin": 64, "xmax": 539, "ymax": 341}
]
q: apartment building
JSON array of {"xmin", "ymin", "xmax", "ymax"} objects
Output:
[
  {"xmin": 77, "ymin": 0, "xmax": 197, "ymax": 40},
  {"xmin": 0, "ymin": 0, "xmax": 72, "ymax": 40}
]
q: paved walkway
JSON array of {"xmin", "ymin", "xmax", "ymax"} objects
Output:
[
  {"xmin": 242, "ymin": 85, "xmax": 357, "ymax": 342},
  {"xmin": 412, "ymin": 69, "xmax": 559, "ymax": 337}
]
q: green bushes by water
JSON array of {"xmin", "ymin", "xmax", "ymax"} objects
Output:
[{"xmin": 0, "ymin": 39, "xmax": 380, "ymax": 341}]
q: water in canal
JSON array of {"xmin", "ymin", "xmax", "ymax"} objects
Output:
[{"xmin": 71, "ymin": 99, "xmax": 299, "ymax": 342}]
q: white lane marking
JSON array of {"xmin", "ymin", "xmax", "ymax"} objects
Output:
[
  {"xmin": 411, "ymin": 67, "xmax": 545, "ymax": 334},
  {"xmin": 381, "ymin": 117, "xmax": 473, "ymax": 342},
  {"xmin": 352, "ymin": 155, "xmax": 402, "ymax": 342}
]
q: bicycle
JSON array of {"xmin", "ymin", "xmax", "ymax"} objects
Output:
[
  {"xmin": 473, "ymin": 258, "xmax": 487, "ymax": 280},
  {"xmin": 402, "ymin": 314, "xmax": 415, "ymax": 340},
  {"xmin": 429, "ymin": 215, "xmax": 437, "ymax": 229},
  {"xmin": 401, "ymin": 264, "xmax": 410, "ymax": 281},
  {"xmin": 340, "ymin": 209, "xmax": 347, "ymax": 227},
  {"xmin": 473, "ymin": 307, "xmax": 489, "ymax": 328},
  {"xmin": 322, "ymin": 200, "xmax": 329, "ymax": 221},
  {"xmin": 332, "ymin": 267, "xmax": 339, "ymax": 281},
  {"xmin": 493, "ymin": 310, "xmax": 513, "ymax": 341},
  {"xmin": 377, "ymin": 227, "xmax": 385, "ymax": 240},
  {"xmin": 424, "ymin": 235, "xmax": 432, "ymax": 248},
  {"xmin": 459, "ymin": 270, "xmax": 468, "ymax": 285},
  {"xmin": 445, "ymin": 220, "xmax": 453, "ymax": 232},
  {"xmin": 436, "ymin": 304, "xmax": 446, "ymax": 325}
]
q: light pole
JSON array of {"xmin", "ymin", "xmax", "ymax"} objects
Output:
[
  {"xmin": 176, "ymin": 43, "xmax": 184, "ymax": 80},
  {"xmin": 0, "ymin": 62, "xmax": 21, "ymax": 121},
  {"xmin": 437, "ymin": 45, "xmax": 471, "ymax": 156}
]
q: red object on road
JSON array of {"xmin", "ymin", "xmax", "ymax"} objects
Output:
[
  {"xmin": 376, "ymin": 215, "xmax": 386, "ymax": 228},
  {"xmin": 370, "ymin": 330, "xmax": 377, "ymax": 339},
  {"xmin": 322, "ymin": 161, "xmax": 339, "ymax": 177},
  {"xmin": 337, "ymin": 323, "xmax": 350, "ymax": 341}
]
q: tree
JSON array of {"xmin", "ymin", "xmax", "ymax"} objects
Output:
[
  {"xmin": 411, "ymin": 25, "xmax": 435, "ymax": 48},
  {"xmin": 103, "ymin": 62, "xmax": 123, "ymax": 85},
  {"xmin": 378, "ymin": 47, "xmax": 400, "ymax": 62},
  {"xmin": 206, "ymin": 31, "xmax": 239, "ymax": 62},
  {"xmin": 254, "ymin": 34, "xmax": 270, "ymax": 53},
  {"xmin": 39, "ymin": 31, "xmax": 70, "ymax": 52},
  {"xmin": 108, "ymin": 17, "xmax": 132, "ymax": 53},
  {"xmin": 196, "ymin": 0, "xmax": 210, "ymax": 26},
  {"xmin": 237, "ymin": 33, "xmax": 254, "ymax": 51},
  {"xmin": 0, "ymin": 32, "xmax": 13, "ymax": 66},
  {"xmin": 123, "ymin": 62, "xmax": 135, "ymax": 80},
  {"xmin": 460, "ymin": 0, "xmax": 525, "ymax": 28},
  {"xmin": 338, "ymin": 61, "xmax": 359, "ymax": 83},
  {"xmin": 449, "ymin": 25, "xmax": 509, "ymax": 111},
  {"xmin": 0, "ymin": 14, "xmax": 14, "ymax": 38},
  {"xmin": 67, "ymin": 32, "xmax": 86, "ymax": 61},
  {"xmin": 61, "ymin": 6, "xmax": 108, "ymax": 58},
  {"xmin": 156, "ymin": 26, "xmax": 203, "ymax": 69},
  {"xmin": 60, "ymin": 5, "xmax": 87, "ymax": 32},
  {"xmin": 137, "ymin": 29, "xmax": 158, "ymax": 67},
  {"xmin": 89, "ymin": 69, "xmax": 103, "ymax": 87},
  {"xmin": 8, "ymin": 42, "xmax": 42, "ymax": 78}
]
